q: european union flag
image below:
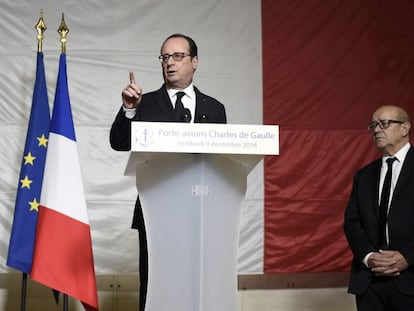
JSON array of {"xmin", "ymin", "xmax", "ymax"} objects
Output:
[{"xmin": 7, "ymin": 52, "xmax": 50, "ymax": 273}]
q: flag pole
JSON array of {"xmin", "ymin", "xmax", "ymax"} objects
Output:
[
  {"xmin": 20, "ymin": 273, "xmax": 27, "ymax": 311},
  {"xmin": 63, "ymin": 294, "xmax": 69, "ymax": 311},
  {"xmin": 57, "ymin": 12, "xmax": 70, "ymax": 311},
  {"xmin": 18, "ymin": 10, "xmax": 47, "ymax": 311}
]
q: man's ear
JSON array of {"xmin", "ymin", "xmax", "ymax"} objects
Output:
[
  {"xmin": 401, "ymin": 121, "xmax": 411, "ymax": 137},
  {"xmin": 192, "ymin": 56, "xmax": 199, "ymax": 70}
]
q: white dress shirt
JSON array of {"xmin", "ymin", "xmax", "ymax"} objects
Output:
[
  {"xmin": 167, "ymin": 84, "xmax": 196, "ymax": 123},
  {"xmin": 363, "ymin": 142, "xmax": 411, "ymax": 267}
]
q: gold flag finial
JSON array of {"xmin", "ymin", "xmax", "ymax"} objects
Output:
[
  {"xmin": 35, "ymin": 9, "xmax": 47, "ymax": 52},
  {"xmin": 58, "ymin": 13, "xmax": 69, "ymax": 54}
]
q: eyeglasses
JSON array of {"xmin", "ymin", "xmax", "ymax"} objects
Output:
[
  {"xmin": 367, "ymin": 119, "xmax": 405, "ymax": 131},
  {"xmin": 158, "ymin": 52, "xmax": 191, "ymax": 63}
]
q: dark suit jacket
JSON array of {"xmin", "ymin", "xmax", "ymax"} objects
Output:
[
  {"xmin": 344, "ymin": 145, "xmax": 414, "ymax": 295},
  {"xmin": 110, "ymin": 84, "xmax": 227, "ymax": 228}
]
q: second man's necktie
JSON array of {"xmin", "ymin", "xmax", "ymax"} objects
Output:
[{"xmin": 378, "ymin": 157, "xmax": 396, "ymax": 249}]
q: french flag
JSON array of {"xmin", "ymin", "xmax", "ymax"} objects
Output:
[{"xmin": 30, "ymin": 53, "xmax": 98, "ymax": 311}]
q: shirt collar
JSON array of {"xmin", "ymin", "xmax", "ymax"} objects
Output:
[
  {"xmin": 382, "ymin": 142, "xmax": 411, "ymax": 164},
  {"xmin": 167, "ymin": 83, "xmax": 195, "ymax": 99}
]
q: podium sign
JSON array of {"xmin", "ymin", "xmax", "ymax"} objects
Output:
[
  {"xmin": 126, "ymin": 122, "xmax": 279, "ymax": 311},
  {"xmin": 131, "ymin": 122, "xmax": 279, "ymax": 155}
]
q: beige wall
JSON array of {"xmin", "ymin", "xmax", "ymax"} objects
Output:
[{"xmin": 1, "ymin": 273, "xmax": 356, "ymax": 311}]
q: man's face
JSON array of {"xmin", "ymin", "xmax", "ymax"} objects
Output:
[
  {"xmin": 160, "ymin": 37, "xmax": 198, "ymax": 89},
  {"xmin": 371, "ymin": 107, "xmax": 409, "ymax": 155}
]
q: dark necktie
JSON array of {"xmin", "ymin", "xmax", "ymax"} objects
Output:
[
  {"xmin": 378, "ymin": 157, "xmax": 396, "ymax": 249},
  {"xmin": 174, "ymin": 91, "xmax": 191, "ymax": 122},
  {"xmin": 174, "ymin": 91, "xmax": 186, "ymax": 116}
]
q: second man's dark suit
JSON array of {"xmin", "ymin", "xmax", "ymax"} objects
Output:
[
  {"xmin": 110, "ymin": 84, "xmax": 226, "ymax": 310},
  {"xmin": 344, "ymin": 146, "xmax": 414, "ymax": 297}
]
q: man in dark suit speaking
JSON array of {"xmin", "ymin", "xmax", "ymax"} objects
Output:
[
  {"xmin": 344, "ymin": 105, "xmax": 414, "ymax": 310},
  {"xmin": 110, "ymin": 33, "xmax": 226, "ymax": 311}
]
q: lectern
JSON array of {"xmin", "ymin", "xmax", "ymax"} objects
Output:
[{"xmin": 125, "ymin": 122, "xmax": 279, "ymax": 311}]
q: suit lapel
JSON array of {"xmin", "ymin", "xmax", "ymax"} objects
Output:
[
  {"xmin": 391, "ymin": 146, "xmax": 414, "ymax": 205},
  {"xmin": 372, "ymin": 159, "xmax": 382, "ymax": 219},
  {"xmin": 154, "ymin": 85, "xmax": 178, "ymax": 121},
  {"xmin": 194, "ymin": 86, "xmax": 209, "ymax": 122}
]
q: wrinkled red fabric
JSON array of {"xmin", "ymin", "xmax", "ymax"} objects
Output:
[{"xmin": 262, "ymin": 0, "xmax": 414, "ymax": 273}]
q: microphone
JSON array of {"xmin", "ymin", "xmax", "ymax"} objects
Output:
[
  {"xmin": 197, "ymin": 114, "xmax": 209, "ymax": 123},
  {"xmin": 181, "ymin": 108, "xmax": 192, "ymax": 123}
]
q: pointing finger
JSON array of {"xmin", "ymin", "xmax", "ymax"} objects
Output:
[{"xmin": 129, "ymin": 71, "xmax": 136, "ymax": 85}]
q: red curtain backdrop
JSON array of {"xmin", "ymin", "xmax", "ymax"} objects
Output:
[{"xmin": 262, "ymin": 0, "xmax": 414, "ymax": 273}]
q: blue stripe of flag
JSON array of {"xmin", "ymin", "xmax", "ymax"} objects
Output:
[{"xmin": 49, "ymin": 54, "xmax": 76, "ymax": 142}]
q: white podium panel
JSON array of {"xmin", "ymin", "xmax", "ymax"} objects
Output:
[
  {"xmin": 130, "ymin": 153, "xmax": 251, "ymax": 311},
  {"xmin": 125, "ymin": 122, "xmax": 278, "ymax": 311}
]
